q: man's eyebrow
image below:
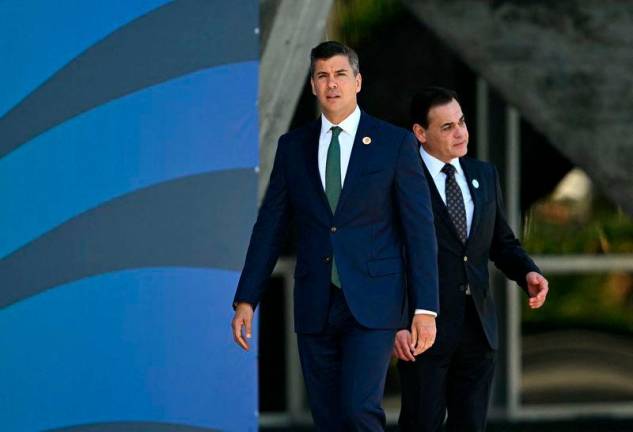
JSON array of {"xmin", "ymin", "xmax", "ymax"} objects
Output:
[
  {"xmin": 441, "ymin": 115, "xmax": 465, "ymax": 128},
  {"xmin": 315, "ymin": 69, "xmax": 347, "ymax": 76}
]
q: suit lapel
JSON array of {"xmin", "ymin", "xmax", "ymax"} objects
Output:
[
  {"xmin": 336, "ymin": 112, "xmax": 374, "ymax": 215},
  {"xmin": 304, "ymin": 119, "xmax": 333, "ymax": 216},
  {"xmin": 421, "ymin": 162, "xmax": 446, "ymax": 213},
  {"xmin": 421, "ymin": 162, "xmax": 463, "ymax": 243},
  {"xmin": 460, "ymin": 157, "xmax": 481, "ymax": 243}
]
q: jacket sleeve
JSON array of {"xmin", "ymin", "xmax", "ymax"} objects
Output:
[
  {"xmin": 394, "ymin": 131, "xmax": 439, "ymax": 314},
  {"xmin": 233, "ymin": 135, "xmax": 291, "ymax": 309},
  {"xmin": 489, "ymin": 166, "xmax": 541, "ymax": 291}
]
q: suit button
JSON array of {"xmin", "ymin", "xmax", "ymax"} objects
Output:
[
  {"xmin": 331, "ymin": 226, "xmax": 337, "ymax": 233},
  {"xmin": 324, "ymin": 256, "xmax": 331, "ymax": 263},
  {"xmin": 463, "ymin": 256, "xmax": 468, "ymax": 262}
]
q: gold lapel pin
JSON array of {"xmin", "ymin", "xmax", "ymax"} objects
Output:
[
  {"xmin": 472, "ymin": 179, "xmax": 480, "ymax": 189},
  {"xmin": 362, "ymin": 136, "xmax": 372, "ymax": 145}
]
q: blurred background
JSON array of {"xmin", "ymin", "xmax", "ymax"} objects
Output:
[
  {"xmin": 2, "ymin": 0, "xmax": 632, "ymax": 431},
  {"xmin": 257, "ymin": 0, "xmax": 633, "ymax": 430}
]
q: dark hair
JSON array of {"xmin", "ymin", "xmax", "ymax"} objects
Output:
[
  {"xmin": 410, "ymin": 86, "xmax": 459, "ymax": 129},
  {"xmin": 309, "ymin": 41, "xmax": 360, "ymax": 77}
]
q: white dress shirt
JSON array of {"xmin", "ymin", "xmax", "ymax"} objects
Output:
[
  {"xmin": 317, "ymin": 106, "xmax": 361, "ymax": 189},
  {"xmin": 419, "ymin": 145, "xmax": 475, "ymax": 297},
  {"xmin": 419, "ymin": 146, "xmax": 474, "ymax": 235}
]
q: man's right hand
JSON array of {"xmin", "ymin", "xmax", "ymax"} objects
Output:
[
  {"xmin": 231, "ymin": 302, "xmax": 254, "ymax": 350},
  {"xmin": 393, "ymin": 329, "xmax": 416, "ymax": 361}
]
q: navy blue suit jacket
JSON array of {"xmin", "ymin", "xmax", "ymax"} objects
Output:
[{"xmin": 234, "ymin": 112, "xmax": 438, "ymax": 334}]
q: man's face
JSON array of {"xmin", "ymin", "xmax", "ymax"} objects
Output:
[
  {"xmin": 310, "ymin": 54, "xmax": 361, "ymax": 123},
  {"xmin": 413, "ymin": 99, "xmax": 468, "ymax": 163}
]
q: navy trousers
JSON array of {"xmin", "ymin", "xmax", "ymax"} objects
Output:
[
  {"xmin": 398, "ymin": 296, "xmax": 496, "ymax": 432},
  {"xmin": 297, "ymin": 286, "xmax": 396, "ymax": 431}
]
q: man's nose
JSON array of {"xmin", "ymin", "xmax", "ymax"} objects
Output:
[{"xmin": 327, "ymin": 78, "xmax": 338, "ymax": 88}]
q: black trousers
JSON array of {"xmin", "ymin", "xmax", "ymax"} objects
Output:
[{"xmin": 398, "ymin": 296, "xmax": 496, "ymax": 432}]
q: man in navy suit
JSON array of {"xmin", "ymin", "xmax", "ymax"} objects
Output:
[
  {"xmin": 231, "ymin": 42, "xmax": 439, "ymax": 431},
  {"xmin": 395, "ymin": 87, "xmax": 549, "ymax": 432}
]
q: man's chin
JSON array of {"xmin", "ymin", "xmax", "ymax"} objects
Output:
[
  {"xmin": 321, "ymin": 104, "xmax": 345, "ymax": 117},
  {"xmin": 324, "ymin": 100, "xmax": 341, "ymax": 110},
  {"xmin": 454, "ymin": 144, "xmax": 468, "ymax": 156}
]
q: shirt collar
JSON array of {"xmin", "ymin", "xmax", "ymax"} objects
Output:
[
  {"xmin": 320, "ymin": 106, "xmax": 361, "ymax": 138},
  {"xmin": 419, "ymin": 145, "xmax": 464, "ymax": 178}
]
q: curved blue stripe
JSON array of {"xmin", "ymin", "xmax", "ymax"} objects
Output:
[
  {"xmin": 0, "ymin": 61, "xmax": 259, "ymax": 258},
  {"xmin": 0, "ymin": 0, "xmax": 171, "ymax": 117},
  {"xmin": 0, "ymin": 268, "xmax": 258, "ymax": 432}
]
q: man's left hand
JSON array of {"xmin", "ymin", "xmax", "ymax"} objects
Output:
[
  {"xmin": 526, "ymin": 271, "xmax": 549, "ymax": 309},
  {"xmin": 393, "ymin": 329, "xmax": 416, "ymax": 362}
]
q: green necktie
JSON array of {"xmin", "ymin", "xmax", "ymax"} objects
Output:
[{"xmin": 326, "ymin": 126, "xmax": 342, "ymax": 288}]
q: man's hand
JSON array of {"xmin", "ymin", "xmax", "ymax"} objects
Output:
[
  {"xmin": 393, "ymin": 329, "xmax": 416, "ymax": 361},
  {"xmin": 231, "ymin": 302, "xmax": 254, "ymax": 350},
  {"xmin": 410, "ymin": 314, "xmax": 436, "ymax": 356},
  {"xmin": 526, "ymin": 271, "xmax": 549, "ymax": 309}
]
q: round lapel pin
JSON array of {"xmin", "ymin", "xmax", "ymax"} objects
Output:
[
  {"xmin": 472, "ymin": 179, "xmax": 480, "ymax": 189},
  {"xmin": 362, "ymin": 136, "xmax": 371, "ymax": 145}
]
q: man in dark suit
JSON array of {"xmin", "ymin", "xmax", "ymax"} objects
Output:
[
  {"xmin": 395, "ymin": 87, "xmax": 549, "ymax": 432},
  {"xmin": 230, "ymin": 42, "xmax": 439, "ymax": 431}
]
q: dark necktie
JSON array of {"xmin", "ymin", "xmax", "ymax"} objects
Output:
[
  {"xmin": 326, "ymin": 126, "xmax": 342, "ymax": 287},
  {"xmin": 442, "ymin": 163, "xmax": 467, "ymax": 243}
]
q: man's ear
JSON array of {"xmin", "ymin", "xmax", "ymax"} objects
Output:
[
  {"xmin": 412, "ymin": 123, "xmax": 426, "ymax": 144},
  {"xmin": 355, "ymin": 72, "xmax": 362, "ymax": 94}
]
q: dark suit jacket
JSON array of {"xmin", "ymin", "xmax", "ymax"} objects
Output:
[
  {"xmin": 421, "ymin": 156, "xmax": 540, "ymax": 350},
  {"xmin": 234, "ymin": 112, "xmax": 439, "ymax": 333}
]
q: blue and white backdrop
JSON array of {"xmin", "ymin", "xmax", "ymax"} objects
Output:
[{"xmin": 0, "ymin": 1, "xmax": 259, "ymax": 430}]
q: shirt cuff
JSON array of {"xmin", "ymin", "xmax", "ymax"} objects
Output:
[{"xmin": 414, "ymin": 309, "xmax": 437, "ymax": 317}]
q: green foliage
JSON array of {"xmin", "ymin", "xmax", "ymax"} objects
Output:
[
  {"xmin": 332, "ymin": 0, "xmax": 404, "ymax": 46},
  {"xmin": 523, "ymin": 215, "xmax": 633, "ymax": 254},
  {"xmin": 521, "ymin": 194, "xmax": 633, "ymax": 334},
  {"xmin": 522, "ymin": 196, "xmax": 633, "ymax": 254},
  {"xmin": 522, "ymin": 272, "xmax": 633, "ymax": 334}
]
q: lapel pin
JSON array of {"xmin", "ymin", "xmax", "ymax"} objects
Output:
[
  {"xmin": 472, "ymin": 179, "xmax": 480, "ymax": 189},
  {"xmin": 362, "ymin": 136, "xmax": 372, "ymax": 145}
]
